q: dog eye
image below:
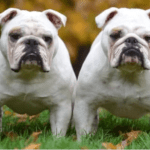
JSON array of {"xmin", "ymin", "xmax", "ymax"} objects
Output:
[
  {"xmin": 9, "ymin": 33, "xmax": 21, "ymax": 42},
  {"xmin": 110, "ymin": 31, "xmax": 122, "ymax": 40},
  {"xmin": 144, "ymin": 36, "xmax": 150, "ymax": 43},
  {"xmin": 43, "ymin": 36, "xmax": 52, "ymax": 43}
]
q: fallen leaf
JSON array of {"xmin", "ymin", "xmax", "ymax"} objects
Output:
[
  {"xmin": 102, "ymin": 130, "xmax": 141, "ymax": 149},
  {"xmin": 15, "ymin": 114, "xmax": 28, "ymax": 118},
  {"xmin": 24, "ymin": 143, "xmax": 41, "ymax": 149},
  {"xmin": 31, "ymin": 131, "xmax": 42, "ymax": 142},
  {"xmin": 4, "ymin": 111, "xmax": 12, "ymax": 116},
  {"xmin": 115, "ymin": 140, "xmax": 127, "ymax": 149},
  {"xmin": 14, "ymin": 113, "xmax": 39, "ymax": 123},
  {"xmin": 80, "ymin": 146, "xmax": 88, "ymax": 150},
  {"xmin": 102, "ymin": 142, "xmax": 117, "ymax": 149},
  {"xmin": 25, "ymin": 131, "xmax": 42, "ymax": 145},
  {"xmin": 124, "ymin": 130, "xmax": 141, "ymax": 145},
  {"xmin": 29, "ymin": 114, "xmax": 40, "ymax": 121},
  {"xmin": 4, "ymin": 111, "xmax": 16, "ymax": 116},
  {"xmin": 16, "ymin": 114, "xmax": 28, "ymax": 123},
  {"xmin": 5, "ymin": 131, "xmax": 18, "ymax": 140}
]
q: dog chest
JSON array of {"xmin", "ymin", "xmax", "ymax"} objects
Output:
[
  {"xmin": 0, "ymin": 93, "xmax": 52, "ymax": 115},
  {"xmin": 97, "ymin": 77, "xmax": 150, "ymax": 119}
]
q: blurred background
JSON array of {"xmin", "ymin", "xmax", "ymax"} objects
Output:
[{"xmin": 0, "ymin": 0, "xmax": 150, "ymax": 76}]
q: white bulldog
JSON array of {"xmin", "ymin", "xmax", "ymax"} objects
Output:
[
  {"xmin": 0, "ymin": 8, "xmax": 76, "ymax": 136},
  {"xmin": 74, "ymin": 7, "xmax": 150, "ymax": 140}
]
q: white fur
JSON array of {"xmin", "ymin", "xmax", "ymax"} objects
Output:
[
  {"xmin": 74, "ymin": 8, "xmax": 150, "ymax": 140},
  {"xmin": 0, "ymin": 8, "xmax": 76, "ymax": 136},
  {"xmin": 43, "ymin": 9, "xmax": 67, "ymax": 28},
  {"xmin": 95, "ymin": 7, "xmax": 118, "ymax": 28}
]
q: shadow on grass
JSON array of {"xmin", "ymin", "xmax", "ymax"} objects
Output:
[
  {"xmin": 92, "ymin": 110, "xmax": 150, "ymax": 142},
  {"xmin": 1, "ymin": 108, "xmax": 150, "ymax": 149},
  {"xmin": 2, "ymin": 108, "xmax": 150, "ymax": 138}
]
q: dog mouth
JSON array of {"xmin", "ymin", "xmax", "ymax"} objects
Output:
[
  {"xmin": 117, "ymin": 47, "xmax": 144, "ymax": 68},
  {"xmin": 21, "ymin": 53, "xmax": 42, "ymax": 66},
  {"xmin": 12, "ymin": 53, "xmax": 45, "ymax": 72}
]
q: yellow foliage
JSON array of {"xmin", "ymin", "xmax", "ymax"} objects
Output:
[
  {"xmin": 102, "ymin": 130, "xmax": 141, "ymax": 149},
  {"xmin": 0, "ymin": 0, "xmax": 149, "ymax": 64},
  {"xmin": 24, "ymin": 143, "xmax": 41, "ymax": 149}
]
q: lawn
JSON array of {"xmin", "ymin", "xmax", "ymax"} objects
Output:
[{"xmin": 0, "ymin": 106, "xmax": 150, "ymax": 149}]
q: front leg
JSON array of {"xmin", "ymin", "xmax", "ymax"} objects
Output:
[
  {"xmin": 50, "ymin": 101, "xmax": 72, "ymax": 136},
  {"xmin": 0, "ymin": 106, "xmax": 3, "ymax": 132},
  {"xmin": 74, "ymin": 100, "xmax": 99, "ymax": 140}
]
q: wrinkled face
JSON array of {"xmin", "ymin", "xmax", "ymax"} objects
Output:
[
  {"xmin": 0, "ymin": 9, "xmax": 66, "ymax": 73},
  {"xmin": 7, "ymin": 21, "xmax": 56, "ymax": 72},
  {"xmin": 101, "ymin": 9, "xmax": 150, "ymax": 71}
]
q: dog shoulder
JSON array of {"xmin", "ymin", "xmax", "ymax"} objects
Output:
[
  {"xmin": 78, "ymin": 38, "xmax": 106, "ymax": 80},
  {"xmin": 52, "ymin": 37, "xmax": 76, "ymax": 85}
]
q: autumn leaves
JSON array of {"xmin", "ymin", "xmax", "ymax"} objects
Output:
[
  {"xmin": 102, "ymin": 130, "xmax": 141, "ymax": 149},
  {"xmin": 2, "ymin": 105, "xmax": 148, "ymax": 149},
  {"xmin": 4, "ymin": 108, "xmax": 41, "ymax": 149},
  {"xmin": 4, "ymin": 111, "xmax": 39, "ymax": 123},
  {"xmin": 4, "ymin": 131, "xmax": 42, "ymax": 149}
]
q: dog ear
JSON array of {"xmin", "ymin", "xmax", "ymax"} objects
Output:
[
  {"xmin": 95, "ymin": 7, "xmax": 118, "ymax": 29},
  {"xmin": 43, "ymin": 9, "xmax": 67, "ymax": 30},
  {"xmin": 0, "ymin": 8, "xmax": 19, "ymax": 26},
  {"xmin": 146, "ymin": 9, "xmax": 150, "ymax": 19}
]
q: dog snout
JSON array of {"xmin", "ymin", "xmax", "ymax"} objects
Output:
[
  {"xmin": 125, "ymin": 37, "xmax": 138, "ymax": 45},
  {"xmin": 25, "ymin": 39, "xmax": 39, "ymax": 47}
]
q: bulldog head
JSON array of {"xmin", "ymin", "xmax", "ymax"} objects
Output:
[
  {"xmin": 0, "ymin": 8, "xmax": 66, "ymax": 72},
  {"xmin": 96, "ymin": 8, "xmax": 150, "ymax": 72}
]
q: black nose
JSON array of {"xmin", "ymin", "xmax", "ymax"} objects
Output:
[
  {"xmin": 125, "ymin": 37, "xmax": 138, "ymax": 45},
  {"xmin": 25, "ymin": 39, "xmax": 39, "ymax": 46}
]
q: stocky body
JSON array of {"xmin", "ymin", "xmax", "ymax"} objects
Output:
[
  {"xmin": 0, "ymin": 8, "xmax": 76, "ymax": 136},
  {"xmin": 0, "ymin": 37, "xmax": 75, "ymax": 115},
  {"xmin": 74, "ymin": 8, "xmax": 150, "ymax": 140},
  {"xmin": 76, "ymin": 39, "xmax": 150, "ymax": 119}
]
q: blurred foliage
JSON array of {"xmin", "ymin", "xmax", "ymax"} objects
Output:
[{"xmin": 0, "ymin": 0, "xmax": 150, "ymax": 71}]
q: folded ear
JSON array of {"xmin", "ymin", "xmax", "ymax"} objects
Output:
[
  {"xmin": 95, "ymin": 7, "xmax": 118, "ymax": 29},
  {"xmin": 43, "ymin": 9, "xmax": 67, "ymax": 30},
  {"xmin": 0, "ymin": 8, "xmax": 20, "ymax": 26},
  {"xmin": 146, "ymin": 9, "xmax": 150, "ymax": 18}
]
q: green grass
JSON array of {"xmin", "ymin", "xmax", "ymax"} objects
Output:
[{"xmin": 1, "ymin": 106, "xmax": 150, "ymax": 149}]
